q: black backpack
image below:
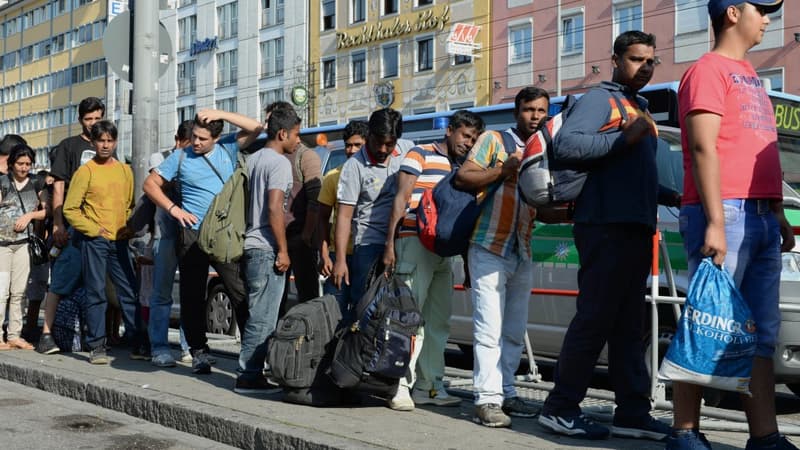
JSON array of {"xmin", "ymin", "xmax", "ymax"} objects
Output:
[
  {"xmin": 267, "ymin": 294, "xmax": 342, "ymax": 389},
  {"xmin": 329, "ymin": 264, "xmax": 423, "ymax": 394}
]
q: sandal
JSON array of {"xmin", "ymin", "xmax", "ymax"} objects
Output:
[
  {"xmin": 0, "ymin": 341, "xmax": 11, "ymax": 350},
  {"xmin": 7, "ymin": 338, "xmax": 34, "ymax": 350}
]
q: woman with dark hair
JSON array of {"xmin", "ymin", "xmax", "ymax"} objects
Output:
[{"xmin": 0, "ymin": 144, "xmax": 46, "ymax": 350}]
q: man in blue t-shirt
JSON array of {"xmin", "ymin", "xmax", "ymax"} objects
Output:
[{"xmin": 143, "ymin": 109, "xmax": 262, "ymax": 375}]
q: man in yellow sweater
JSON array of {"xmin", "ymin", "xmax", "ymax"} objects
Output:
[{"xmin": 64, "ymin": 120, "xmax": 144, "ymax": 365}]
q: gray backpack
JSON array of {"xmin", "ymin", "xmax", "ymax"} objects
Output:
[{"xmin": 267, "ymin": 294, "xmax": 342, "ymax": 388}]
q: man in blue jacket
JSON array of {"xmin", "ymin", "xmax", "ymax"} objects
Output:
[{"xmin": 538, "ymin": 31, "xmax": 679, "ymax": 441}]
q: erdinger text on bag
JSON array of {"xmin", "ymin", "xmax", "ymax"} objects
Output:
[{"xmin": 659, "ymin": 258, "xmax": 757, "ymax": 394}]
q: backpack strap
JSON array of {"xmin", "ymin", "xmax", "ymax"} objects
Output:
[
  {"xmin": 294, "ymin": 145, "xmax": 308, "ymax": 184},
  {"xmin": 604, "ymin": 89, "xmax": 630, "ymax": 127},
  {"xmin": 201, "ymin": 153, "xmax": 225, "ymax": 184}
]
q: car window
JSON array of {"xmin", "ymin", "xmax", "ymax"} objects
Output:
[
  {"xmin": 655, "ymin": 135, "xmax": 684, "ymax": 194},
  {"xmin": 323, "ymin": 150, "xmax": 347, "ymax": 175}
]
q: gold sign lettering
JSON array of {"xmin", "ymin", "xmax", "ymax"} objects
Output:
[{"xmin": 336, "ymin": 6, "xmax": 451, "ymax": 50}]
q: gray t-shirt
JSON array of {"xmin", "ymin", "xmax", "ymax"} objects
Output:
[
  {"xmin": 244, "ymin": 147, "xmax": 293, "ymax": 251},
  {"xmin": 336, "ymin": 146, "xmax": 405, "ymax": 246}
]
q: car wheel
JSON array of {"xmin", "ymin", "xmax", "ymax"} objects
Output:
[
  {"xmin": 206, "ymin": 283, "xmax": 237, "ymax": 336},
  {"xmin": 457, "ymin": 344, "xmax": 474, "ymax": 359}
]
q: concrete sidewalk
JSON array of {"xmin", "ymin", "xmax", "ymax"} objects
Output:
[{"xmin": 0, "ymin": 338, "xmax": 749, "ymax": 449}]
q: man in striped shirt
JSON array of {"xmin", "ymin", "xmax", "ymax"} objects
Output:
[
  {"xmin": 382, "ymin": 110, "xmax": 484, "ymax": 411},
  {"xmin": 455, "ymin": 87, "xmax": 549, "ymax": 428}
]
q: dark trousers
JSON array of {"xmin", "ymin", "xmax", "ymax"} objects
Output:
[
  {"xmin": 542, "ymin": 223, "xmax": 653, "ymax": 421},
  {"xmin": 178, "ymin": 228, "xmax": 247, "ymax": 353},
  {"xmin": 82, "ymin": 237, "xmax": 143, "ymax": 350},
  {"xmin": 279, "ymin": 232, "xmax": 319, "ymax": 316}
]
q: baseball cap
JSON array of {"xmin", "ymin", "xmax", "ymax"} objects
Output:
[{"xmin": 708, "ymin": 0, "xmax": 783, "ymax": 19}]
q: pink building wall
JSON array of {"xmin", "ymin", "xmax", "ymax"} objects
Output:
[{"xmin": 491, "ymin": 1, "xmax": 800, "ymax": 105}]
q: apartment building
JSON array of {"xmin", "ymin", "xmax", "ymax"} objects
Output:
[
  {"xmin": 493, "ymin": 0, "xmax": 798, "ymax": 103},
  {"xmin": 309, "ymin": 0, "xmax": 491, "ymax": 125},
  {"xmin": 0, "ymin": 0, "xmax": 108, "ymax": 169}
]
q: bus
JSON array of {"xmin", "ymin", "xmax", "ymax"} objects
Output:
[{"xmin": 301, "ymin": 81, "xmax": 800, "ymax": 186}]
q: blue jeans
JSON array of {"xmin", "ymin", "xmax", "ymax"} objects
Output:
[
  {"xmin": 350, "ymin": 244, "xmax": 385, "ymax": 312},
  {"xmin": 469, "ymin": 244, "xmax": 533, "ymax": 406},
  {"xmin": 323, "ymin": 252, "xmax": 353, "ymax": 321},
  {"xmin": 147, "ymin": 237, "xmax": 178, "ymax": 356},
  {"xmin": 680, "ymin": 199, "xmax": 782, "ymax": 358},
  {"xmin": 238, "ymin": 247, "xmax": 286, "ymax": 378},
  {"xmin": 50, "ymin": 227, "xmax": 82, "ymax": 296},
  {"xmin": 81, "ymin": 237, "xmax": 143, "ymax": 350}
]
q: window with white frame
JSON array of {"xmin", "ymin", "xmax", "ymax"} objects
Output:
[
  {"xmin": 178, "ymin": 105, "xmax": 196, "ymax": 123},
  {"xmin": 217, "ymin": 2, "xmax": 238, "ymax": 40},
  {"xmin": 758, "ymin": 68, "xmax": 783, "ymax": 92},
  {"xmin": 217, "ymin": 50, "xmax": 238, "ymax": 87},
  {"xmin": 508, "ymin": 22, "xmax": 532, "ymax": 64},
  {"xmin": 417, "ymin": 36, "xmax": 433, "ymax": 72},
  {"xmin": 675, "ymin": 0, "xmax": 707, "ymax": 34},
  {"xmin": 614, "ymin": 1, "xmax": 642, "ymax": 35},
  {"xmin": 322, "ymin": 58, "xmax": 336, "ymax": 89},
  {"xmin": 178, "ymin": 15, "xmax": 196, "ymax": 51},
  {"xmin": 261, "ymin": 38, "xmax": 284, "ymax": 78},
  {"xmin": 562, "ymin": 12, "xmax": 584, "ymax": 54},
  {"xmin": 382, "ymin": 43, "xmax": 398, "ymax": 78},
  {"xmin": 262, "ymin": 0, "xmax": 285, "ymax": 27},
  {"xmin": 351, "ymin": 51, "xmax": 366, "ymax": 83},
  {"xmin": 216, "ymin": 97, "xmax": 238, "ymax": 133},
  {"xmin": 322, "ymin": 0, "xmax": 335, "ymax": 30},
  {"xmin": 260, "ymin": 89, "xmax": 285, "ymax": 121},
  {"xmin": 384, "ymin": 0, "xmax": 398, "ymax": 15},
  {"xmin": 352, "ymin": 0, "xmax": 366, "ymax": 23},
  {"xmin": 454, "ymin": 53, "xmax": 472, "ymax": 65},
  {"xmin": 417, "ymin": 0, "xmax": 433, "ymax": 6},
  {"xmin": 178, "ymin": 60, "xmax": 196, "ymax": 95}
]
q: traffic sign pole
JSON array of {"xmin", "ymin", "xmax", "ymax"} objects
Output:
[{"xmin": 131, "ymin": 0, "xmax": 160, "ymax": 198}]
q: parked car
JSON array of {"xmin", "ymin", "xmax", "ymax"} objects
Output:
[{"xmin": 447, "ymin": 125, "xmax": 800, "ymax": 395}]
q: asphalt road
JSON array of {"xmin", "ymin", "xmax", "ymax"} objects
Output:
[{"xmin": 0, "ymin": 378, "xmax": 237, "ymax": 450}]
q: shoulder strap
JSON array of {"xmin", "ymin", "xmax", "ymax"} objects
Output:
[
  {"xmin": 501, "ymin": 129, "xmax": 519, "ymax": 157},
  {"xmin": 0, "ymin": 174, "xmax": 10, "ymax": 199},
  {"xmin": 605, "ymin": 89, "xmax": 630, "ymax": 126},
  {"xmin": 201, "ymin": 155, "xmax": 225, "ymax": 184},
  {"xmin": 294, "ymin": 146, "xmax": 308, "ymax": 184}
]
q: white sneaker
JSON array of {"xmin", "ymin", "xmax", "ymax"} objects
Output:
[
  {"xmin": 388, "ymin": 387, "xmax": 415, "ymax": 411},
  {"xmin": 412, "ymin": 387, "xmax": 461, "ymax": 406},
  {"xmin": 179, "ymin": 351, "xmax": 193, "ymax": 363}
]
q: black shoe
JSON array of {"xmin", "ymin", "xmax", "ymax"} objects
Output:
[
  {"xmin": 538, "ymin": 412, "xmax": 610, "ymax": 439},
  {"xmin": 234, "ymin": 375, "xmax": 279, "ymax": 394},
  {"xmin": 36, "ymin": 333, "xmax": 59, "ymax": 355},
  {"xmin": 129, "ymin": 345, "xmax": 151, "ymax": 361},
  {"xmin": 612, "ymin": 415, "xmax": 672, "ymax": 441},
  {"xmin": 89, "ymin": 347, "xmax": 109, "ymax": 365},
  {"xmin": 192, "ymin": 349, "xmax": 212, "ymax": 374}
]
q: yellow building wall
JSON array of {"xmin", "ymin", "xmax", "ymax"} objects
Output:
[
  {"xmin": 71, "ymin": 79, "xmax": 106, "ymax": 102},
  {"xmin": 24, "ymin": 131, "xmax": 50, "ymax": 150},
  {"xmin": 71, "ymin": 40, "xmax": 104, "ymax": 65},
  {"xmin": 20, "ymin": 96, "xmax": 48, "ymax": 118},
  {"xmin": 311, "ymin": 2, "xmax": 490, "ymax": 126},
  {"xmin": 73, "ymin": 1, "xmax": 105, "ymax": 26}
]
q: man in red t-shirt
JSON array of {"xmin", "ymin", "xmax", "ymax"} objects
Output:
[{"xmin": 671, "ymin": 1, "xmax": 796, "ymax": 449}]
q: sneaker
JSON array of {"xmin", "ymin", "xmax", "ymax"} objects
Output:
[
  {"xmin": 234, "ymin": 375, "xmax": 279, "ymax": 394},
  {"xmin": 89, "ymin": 347, "xmax": 109, "ymax": 365},
  {"xmin": 745, "ymin": 433, "xmax": 798, "ymax": 450},
  {"xmin": 665, "ymin": 429, "xmax": 712, "ymax": 450},
  {"xmin": 411, "ymin": 387, "xmax": 461, "ymax": 407},
  {"xmin": 130, "ymin": 346, "xmax": 152, "ymax": 361},
  {"xmin": 36, "ymin": 333, "xmax": 59, "ymax": 355},
  {"xmin": 179, "ymin": 351, "xmax": 193, "ymax": 363},
  {"xmin": 151, "ymin": 353, "xmax": 176, "ymax": 368},
  {"xmin": 191, "ymin": 349, "xmax": 212, "ymax": 374},
  {"xmin": 502, "ymin": 396, "xmax": 540, "ymax": 418},
  {"xmin": 538, "ymin": 413, "xmax": 610, "ymax": 439},
  {"xmin": 474, "ymin": 403, "xmax": 511, "ymax": 428},
  {"xmin": 388, "ymin": 387, "xmax": 415, "ymax": 411},
  {"xmin": 612, "ymin": 415, "xmax": 671, "ymax": 441}
]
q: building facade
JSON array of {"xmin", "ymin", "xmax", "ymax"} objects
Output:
[
  {"xmin": 309, "ymin": 0, "xmax": 491, "ymax": 126},
  {"xmin": 0, "ymin": 0, "xmax": 108, "ymax": 169},
  {"xmin": 492, "ymin": 0, "xmax": 799, "ymax": 104}
]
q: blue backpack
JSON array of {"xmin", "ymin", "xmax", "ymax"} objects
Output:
[{"xmin": 415, "ymin": 131, "xmax": 515, "ymax": 257}]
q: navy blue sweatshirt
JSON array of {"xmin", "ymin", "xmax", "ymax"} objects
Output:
[{"xmin": 553, "ymin": 81, "xmax": 671, "ymax": 231}]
